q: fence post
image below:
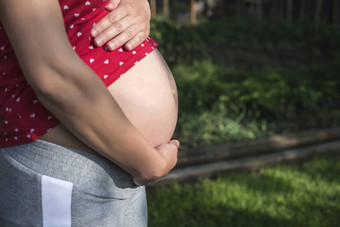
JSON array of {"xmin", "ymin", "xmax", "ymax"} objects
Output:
[
  {"xmin": 163, "ymin": 0, "xmax": 170, "ymax": 20},
  {"xmin": 191, "ymin": 0, "xmax": 197, "ymax": 25},
  {"xmin": 287, "ymin": 0, "xmax": 293, "ymax": 23},
  {"xmin": 151, "ymin": 0, "xmax": 157, "ymax": 18},
  {"xmin": 315, "ymin": 0, "xmax": 323, "ymax": 34},
  {"xmin": 256, "ymin": 0, "xmax": 263, "ymax": 22},
  {"xmin": 333, "ymin": 0, "xmax": 339, "ymax": 25},
  {"xmin": 299, "ymin": 0, "xmax": 305, "ymax": 21}
]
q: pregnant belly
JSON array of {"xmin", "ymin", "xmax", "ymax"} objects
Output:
[
  {"xmin": 40, "ymin": 50, "xmax": 177, "ymax": 153},
  {"xmin": 108, "ymin": 50, "xmax": 178, "ymax": 147}
]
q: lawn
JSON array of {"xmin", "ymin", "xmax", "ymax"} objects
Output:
[{"xmin": 147, "ymin": 155, "xmax": 340, "ymax": 227}]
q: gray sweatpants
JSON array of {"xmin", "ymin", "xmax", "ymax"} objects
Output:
[{"xmin": 0, "ymin": 139, "xmax": 147, "ymax": 227}]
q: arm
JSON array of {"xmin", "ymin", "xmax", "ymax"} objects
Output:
[
  {"xmin": 92, "ymin": 0, "xmax": 151, "ymax": 51},
  {"xmin": 0, "ymin": 0, "xmax": 177, "ymax": 184}
]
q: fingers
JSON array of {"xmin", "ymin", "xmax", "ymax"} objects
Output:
[
  {"xmin": 106, "ymin": 0, "xmax": 120, "ymax": 10},
  {"xmin": 92, "ymin": 16, "xmax": 148, "ymax": 51},
  {"xmin": 133, "ymin": 139, "xmax": 180, "ymax": 186},
  {"xmin": 123, "ymin": 26, "xmax": 149, "ymax": 50},
  {"xmin": 169, "ymin": 139, "xmax": 180, "ymax": 148},
  {"xmin": 106, "ymin": 24, "xmax": 140, "ymax": 51},
  {"xmin": 93, "ymin": 16, "xmax": 134, "ymax": 49},
  {"xmin": 91, "ymin": 7, "xmax": 127, "ymax": 39},
  {"xmin": 91, "ymin": 0, "xmax": 151, "ymax": 51}
]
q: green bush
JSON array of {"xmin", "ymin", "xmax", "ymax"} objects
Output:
[
  {"xmin": 150, "ymin": 17, "xmax": 207, "ymax": 66},
  {"xmin": 173, "ymin": 60, "xmax": 340, "ymax": 147},
  {"xmin": 151, "ymin": 16, "xmax": 340, "ymax": 65},
  {"xmin": 150, "ymin": 16, "xmax": 340, "ymax": 147}
]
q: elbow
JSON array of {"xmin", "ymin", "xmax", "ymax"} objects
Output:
[
  {"xmin": 29, "ymin": 69, "xmax": 76, "ymax": 107},
  {"xmin": 26, "ymin": 58, "xmax": 91, "ymax": 106},
  {"xmin": 24, "ymin": 52, "xmax": 88, "ymax": 99},
  {"xmin": 27, "ymin": 69, "xmax": 62, "ymax": 103}
]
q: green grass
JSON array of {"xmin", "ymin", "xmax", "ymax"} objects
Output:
[{"xmin": 147, "ymin": 155, "xmax": 340, "ymax": 227}]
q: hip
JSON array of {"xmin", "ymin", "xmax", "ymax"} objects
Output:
[{"xmin": 0, "ymin": 139, "xmax": 147, "ymax": 226}]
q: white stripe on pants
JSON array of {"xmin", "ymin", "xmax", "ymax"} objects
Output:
[{"xmin": 42, "ymin": 175, "xmax": 73, "ymax": 227}]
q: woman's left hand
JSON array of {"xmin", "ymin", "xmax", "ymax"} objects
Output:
[{"xmin": 91, "ymin": 0, "xmax": 151, "ymax": 51}]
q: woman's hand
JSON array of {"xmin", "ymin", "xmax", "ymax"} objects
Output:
[
  {"xmin": 132, "ymin": 140, "xmax": 179, "ymax": 186},
  {"xmin": 91, "ymin": 0, "xmax": 151, "ymax": 51}
]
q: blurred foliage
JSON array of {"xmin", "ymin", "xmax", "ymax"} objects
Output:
[
  {"xmin": 150, "ymin": 17, "xmax": 340, "ymax": 148},
  {"xmin": 174, "ymin": 60, "xmax": 340, "ymax": 148},
  {"xmin": 150, "ymin": 17, "xmax": 207, "ymax": 66},
  {"xmin": 151, "ymin": 17, "xmax": 340, "ymax": 66}
]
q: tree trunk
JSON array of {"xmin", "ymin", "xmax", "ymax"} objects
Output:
[
  {"xmin": 333, "ymin": 0, "xmax": 339, "ymax": 25},
  {"xmin": 287, "ymin": 0, "xmax": 293, "ymax": 22},
  {"xmin": 151, "ymin": 0, "xmax": 157, "ymax": 18},
  {"xmin": 271, "ymin": 0, "xmax": 279, "ymax": 20},
  {"xmin": 173, "ymin": 0, "xmax": 178, "ymax": 22},
  {"xmin": 256, "ymin": 0, "xmax": 263, "ymax": 22},
  {"xmin": 315, "ymin": 0, "xmax": 323, "ymax": 34},
  {"xmin": 278, "ymin": 0, "xmax": 285, "ymax": 19},
  {"xmin": 163, "ymin": 0, "xmax": 169, "ymax": 20},
  {"xmin": 299, "ymin": 0, "xmax": 305, "ymax": 21},
  {"xmin": 237, "ymin": 0, "xmax": 245, "ymax": 17},
  {"xmin": 305, "ymin": 0, "xmax": 311, "ymax": 20},
  {"xmin": 191, "ymin": 0, "xmax": 197, "ymax": 25}
]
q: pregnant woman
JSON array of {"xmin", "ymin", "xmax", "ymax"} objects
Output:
[{"xmin": 0, "ymin": 0, "xmax": 178, "ymax": 226}]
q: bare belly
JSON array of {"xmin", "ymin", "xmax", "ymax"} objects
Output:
[
  {"xmin": 108, "ymin": 50, "xmax": 178, "ymax": 147},
  {"xmin": 41, "ymin": 50, "xmax": 178, "ymax": 153}
]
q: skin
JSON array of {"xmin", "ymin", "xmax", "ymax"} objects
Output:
[
  {"xmin": 0, "ymin": 0, "xmax": 178, "ymax": 186},
  {"xmin": 42, "ymin": 49, "xmax": 179, "ymax": 186},
  {"xmin": 93, "ymin": 0, "xmax": 151, "ymax": 51}
]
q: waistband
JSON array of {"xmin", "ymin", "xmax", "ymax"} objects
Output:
[{"xmin": 1, "ymin": 139, "xmax": 139, "ymax": 198}]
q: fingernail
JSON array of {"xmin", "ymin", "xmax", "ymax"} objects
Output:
[
  {"xmin": 126, "ymin": 44, "xmax": 132, "ymax": 50},
  {"xmin": 107, "ymin": 43, "xmax": 115, "ymax": 50},
  {"xmin": 106, "ymin": 3, "xmax": 114, "ymax": 8},
  {"xmin": 91, "ymin": 29, "xmax": 97, "ymax": 37},
  {"xmin": 95, "ymin": 38, "xmax": 102, "ymax": 46}
]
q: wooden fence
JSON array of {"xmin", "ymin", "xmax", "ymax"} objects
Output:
[
  {"xmin": 150, "ymin": 0, "xmax": 198, "ymax": 24},
  {"xmin": 149, "ymin": 0, "xmax": 340, "ymax": 27}
]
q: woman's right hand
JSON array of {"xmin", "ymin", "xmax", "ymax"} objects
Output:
[
  {"xmin": 132, "ymin": 140, "xmax": 179, "ymax": 186},
  {"xmin": 91, "ymin": 0, "xmax": 151, "ymax": 51}
]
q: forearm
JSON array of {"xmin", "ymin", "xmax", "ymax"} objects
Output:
[{"xmin": 35, "ymin": 57, "xmax": 165, "ymax": 180}]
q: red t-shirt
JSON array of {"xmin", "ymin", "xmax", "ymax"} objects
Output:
[{"xmin": 0, "ymin": 0, "xmax": 158, "ymax": 147}]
